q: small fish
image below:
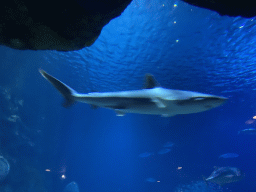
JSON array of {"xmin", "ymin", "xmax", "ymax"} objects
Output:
[
  {"xmin": 146, "ymin": 178, "xmax": 156, "ymax": 182},
  {"xmin": 219, "ymin": 153, "xmax": 239, "ymax": 159},
  {"xmin": 139, "ymin": 152, "xmax": 154, "ymax": 158},
  {"xmin": 7, "ymin": 115, "xmax": 20, "ymax": 122},
  {"xmin": 205, "ymin": 166, "xmax": 244, "ymax": 186},
  {"xmin": 158, "ymin": 148, "xmax": 171, "ymax": 155},
  {"xmin": 238, "ymin": 128, "xmax": 256, "ymax": 135},
  {"xmin": 163, "ymin": 141, "xmax": 174, "ymax": 148}
]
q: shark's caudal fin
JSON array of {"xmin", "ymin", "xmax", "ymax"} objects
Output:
[
  {"xmin": 39, "ymin": 69, "xmax": 77, "ymax": 108},
  {"xmin": 144, "ymin": 74, "xmax": 161, "ymax": 89},
  {"xmin": 202, "ymin": 175, "xmax": 210, "ymax": 187}
]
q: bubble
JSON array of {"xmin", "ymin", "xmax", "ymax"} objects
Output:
[
  {"xmin": 0, "ymin": 156, "xmax": 10, "ymax": 181},
  {"xmin": 63, "ymin": 182, "xmax": 79, "ymax": 192}
]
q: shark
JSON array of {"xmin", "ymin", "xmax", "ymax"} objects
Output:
[{"xmin": 39, "ymin": 69, "xmax": 227, "ymax": 117}]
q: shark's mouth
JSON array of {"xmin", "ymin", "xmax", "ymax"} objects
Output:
[{"xmin": 175, "ymin": 97, "xmax": 225, "ymax": 106}]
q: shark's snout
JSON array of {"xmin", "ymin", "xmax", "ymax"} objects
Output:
[{"xmin": 203, "ymin": 96, "xmax": 228, "ymax": 107}]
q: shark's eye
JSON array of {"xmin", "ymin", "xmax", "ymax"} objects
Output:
[{"xmin": 193, "ymin": 97, "xmax": 205, "ymax": 101}]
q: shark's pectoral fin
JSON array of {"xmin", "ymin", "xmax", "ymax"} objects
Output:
[
  {"xmin": 115, "ymin": 110, "xmax": 126, "ymax": 116},
  {"xmin": 151, "ymin": 97, "xmax": 167, "ymax": 108}
]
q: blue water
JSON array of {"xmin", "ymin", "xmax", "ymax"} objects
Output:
[{"xmin": 0, "ymin": 0, "xmax": 256, "ymax": 191}]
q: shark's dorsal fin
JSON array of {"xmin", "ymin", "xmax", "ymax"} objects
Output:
[{"xmin": 144, "ymin": 74, "xmax": 160, "ymax": 89}]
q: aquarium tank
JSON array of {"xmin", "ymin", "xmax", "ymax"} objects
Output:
[{"xmin": 0, "ymin": 0, "xmax": 255, "ymax": 191}]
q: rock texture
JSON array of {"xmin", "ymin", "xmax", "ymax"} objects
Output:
[
  {"xmin": 182, "ymin": 0, "xmax": 256, "ymax": 18},
  {"xmin": 0, "ymin": 0, "xmax": 132, "ymax": 51}
]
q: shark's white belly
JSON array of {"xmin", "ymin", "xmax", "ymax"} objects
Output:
[{"xmin": 115, "ymin": 102, "xmax": 211, "ymax": 116}]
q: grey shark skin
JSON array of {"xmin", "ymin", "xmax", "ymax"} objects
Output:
[{"xmin": 39, "ymin": 70, "xmax": 227, "ymax": 117}]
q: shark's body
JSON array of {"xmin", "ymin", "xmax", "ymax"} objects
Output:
[{"xmin": 39, "ymin": 70, "xmax": 227, "ymax": 117}]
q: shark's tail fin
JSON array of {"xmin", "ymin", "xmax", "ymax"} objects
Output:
[
  {"xmin": 39, "ymin": 69, "xmax": 77, "ymax": 108},
  {"xmin": 202, "ymin": 175, "xmax": 209, "ymax": 186}
]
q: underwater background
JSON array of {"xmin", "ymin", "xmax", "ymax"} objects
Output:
[{"xmin": 0, "ymin": 0, "xmax": 256, "ymax": 191}]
